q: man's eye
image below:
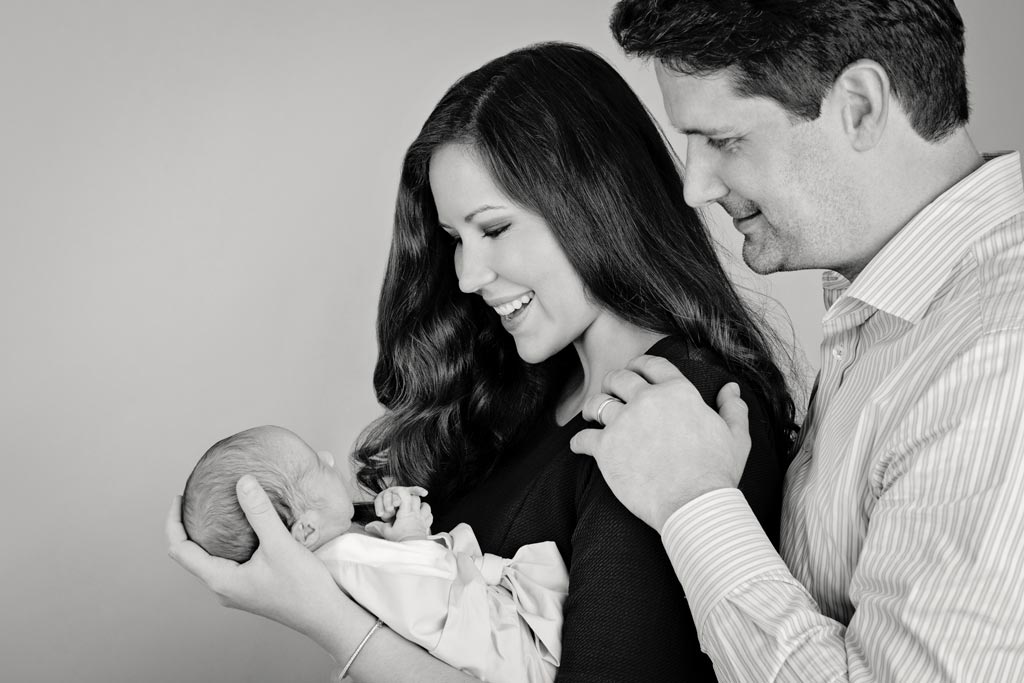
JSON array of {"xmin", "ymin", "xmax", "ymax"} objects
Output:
[{"xmin": 706, "ymin": 137, "xmax": 734, "ymax": 151}]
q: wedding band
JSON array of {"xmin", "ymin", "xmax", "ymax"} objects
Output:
[{"xmin": 595, "ymin": 396, "xmax": 622, "ymax": 426}]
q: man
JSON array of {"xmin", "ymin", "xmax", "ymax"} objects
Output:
[{"xmin": 572, "ymin": 1, "xmax": 1024, "ymax": 681}]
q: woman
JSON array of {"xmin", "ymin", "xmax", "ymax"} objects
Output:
[{"xmin": 168, "ymin": 42, "xmax": 796, "ymax": 681}]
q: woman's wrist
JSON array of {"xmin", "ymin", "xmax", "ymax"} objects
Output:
[{"xmin": 311, "ymin": 591, "xmax": 379, "ymax": 664}]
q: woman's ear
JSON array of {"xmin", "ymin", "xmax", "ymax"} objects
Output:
[
  {"xmin": 290, "ymin": 511, "xmax": 322, "ymax": 549},
  {"xmin": 830, "ymin": 59, "xmax": 890, "ymax": 152}
]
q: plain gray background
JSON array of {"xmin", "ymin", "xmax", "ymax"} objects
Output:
[{"xmin": 1, "ymin": 2, "xmax": 1020, "ymax": 682}]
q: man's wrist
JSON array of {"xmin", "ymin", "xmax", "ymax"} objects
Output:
[{"xmin": 654, "ymin": 478, "xmax": 736, "ymax": 530}]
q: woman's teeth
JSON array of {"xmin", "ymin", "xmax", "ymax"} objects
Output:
[{"xmin": 493, "ymin": 293, "xmax": 534, "ymax": 318}]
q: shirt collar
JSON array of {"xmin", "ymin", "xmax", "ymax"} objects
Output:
[{"xmin": 825, "ymin": 152, "xmax": 1024, "ymax": 323}]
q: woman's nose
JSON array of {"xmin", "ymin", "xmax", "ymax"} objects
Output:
[
  {"xmin": 454, "ymin": 241, "xmax": 497, "ymax": 294},
  {"xmin": 682, "ymin": 141, "xmax": 728, "ymax": 208}
]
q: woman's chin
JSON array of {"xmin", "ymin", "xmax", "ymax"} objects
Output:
[{"xmin": 513, "ymin": 341, "xmax": 553, "ymax": 365}]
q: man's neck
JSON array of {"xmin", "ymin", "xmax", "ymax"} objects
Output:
[{"xmin": 842, "ymin": 129, "xmax": 983, "ymax": 281}]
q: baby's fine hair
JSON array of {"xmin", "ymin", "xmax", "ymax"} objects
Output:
[{"xmin": 182, "ymin": 426, "xmax": 316, "ymax": 563}]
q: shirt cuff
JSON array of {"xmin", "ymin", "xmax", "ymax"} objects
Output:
[{"xmin": 661, "ymin": 488, "xmax": 789, "ymax": 633}]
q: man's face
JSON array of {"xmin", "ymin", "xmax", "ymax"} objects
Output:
[{"xmin": 655, "ymin": 64, "xmax": 862, "ymax": 276}]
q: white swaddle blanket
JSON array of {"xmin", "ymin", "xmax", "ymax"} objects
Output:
[{"xmin": 316, "ymin": 523, "xmax": 568, "ymax": 683}]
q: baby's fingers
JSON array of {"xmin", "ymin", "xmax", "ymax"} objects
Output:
[{"xmin": 375, "ymin": 489, "xmax": 398, "ymax": 520}]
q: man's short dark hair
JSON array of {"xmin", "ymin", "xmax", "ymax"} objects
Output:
[{"xmin": 611, "ymin": 0, "xmax": 969, "ymax": 141}]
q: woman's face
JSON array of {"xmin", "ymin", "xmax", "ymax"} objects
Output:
[{"xmin": 429, "ymin": 143, "xmax": 599, "ymax": 364}]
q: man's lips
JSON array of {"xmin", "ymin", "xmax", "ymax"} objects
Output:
[{"xmin": 732, "ymin": 209, "xmax": 762, "ymax": 231}]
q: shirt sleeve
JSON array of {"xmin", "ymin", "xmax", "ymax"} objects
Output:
[{"xmin": 663, "ymin": 329, "xmax": 1024, "ymax": 682}]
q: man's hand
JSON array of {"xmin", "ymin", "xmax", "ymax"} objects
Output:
[
  {"xmin": 366, "ymin": 486, "xmax": 432, "ymax": 541},
  {"xmin": 570, "ymin": 355, "xmax": 752, "ymax": 530}
]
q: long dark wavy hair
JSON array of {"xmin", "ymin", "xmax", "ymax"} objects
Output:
[{"xmin": 354, "ymin": 42, "xmax": 797, "ymax": 509}]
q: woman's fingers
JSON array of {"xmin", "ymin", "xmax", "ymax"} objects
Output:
[
  {"xmin": 166, "ymin": 495, "xmax": 188, "ymax": 544},
  {"xmin": 166, "ymin": 494, "xmax": 240, "ymax": 588},
  {"xmin": 236, "ymin": 475, "xmax": 291, "ymax": 547}
]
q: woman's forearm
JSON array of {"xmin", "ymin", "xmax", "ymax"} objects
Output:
[{"xmin": 321, "ymin": 591, "xmax": 478, "ymax": 682}]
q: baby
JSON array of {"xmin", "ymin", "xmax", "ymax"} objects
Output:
[{"xmin": 182, "ymin": 425, "xmax": 567, "ymax": 683}]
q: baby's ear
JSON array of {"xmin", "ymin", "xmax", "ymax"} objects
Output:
[{"xmin": 290, "ymin": 511, "xmax": 321, "ymax": 549}]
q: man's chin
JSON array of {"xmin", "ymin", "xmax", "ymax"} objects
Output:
[{"xmin": 741, "ymin": 242, "xmax": 784, "ymax": 275}]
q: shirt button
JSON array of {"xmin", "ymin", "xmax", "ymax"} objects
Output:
[{"xmin": 833, "ymin": 346, "xmax": 845, "ymax": 360}]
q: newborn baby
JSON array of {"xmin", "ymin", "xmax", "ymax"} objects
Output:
[{"xmin": 182, "ymin": 425, "xmax": 567, "ymax": 683}]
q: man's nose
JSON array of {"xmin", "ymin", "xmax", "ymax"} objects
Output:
[{"xmin": 682, "ymin": 140, "xmax": 728, "ymax": 208}]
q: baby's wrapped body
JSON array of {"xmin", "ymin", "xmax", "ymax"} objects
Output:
[{"xmin": 318, "ymin": 523, "xmax": 568, "ymax": 683}]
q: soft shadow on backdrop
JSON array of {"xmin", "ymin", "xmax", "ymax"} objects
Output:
[{"xmin": 1, "ymin": 2, "xmax": 1021, "ymax": 681}]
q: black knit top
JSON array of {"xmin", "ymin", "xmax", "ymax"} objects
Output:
[{"xmin": 432, "ymin": 336, "xmax": 785, "ymax": 682}]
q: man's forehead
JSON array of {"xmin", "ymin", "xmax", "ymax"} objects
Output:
[
  {"xmin": 656, "ymin": 65, "xmax": 734, "ymax": 122},
  {"xmin": 654, "ymin": 63, "xmax": 769, "ymax": 134}
]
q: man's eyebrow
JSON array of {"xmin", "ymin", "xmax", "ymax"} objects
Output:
[{"xmin": 672, "ymin": 125, "xmax": 733, "ymax": 137}]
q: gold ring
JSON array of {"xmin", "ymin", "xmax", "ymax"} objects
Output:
[{"xmin": 595, "ymin": 396, "xmax": 622, "ymax": 426}]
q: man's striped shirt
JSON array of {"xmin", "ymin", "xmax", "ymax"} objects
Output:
[{"xmin": 663, "ymin": 152, "xmax": 1024, "ymax": 682}]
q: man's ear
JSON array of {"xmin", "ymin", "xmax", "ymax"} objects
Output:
[
  {"xmin": 290, "ymin": 510, "xmax": 321, "ymax": 549},
  {"xmin": 830, "ymin": 59, "xmax": 890, "ymax": 152}
]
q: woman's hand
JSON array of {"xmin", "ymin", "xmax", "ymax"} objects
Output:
[{"xmin": 166, "ymin": 475, "xmax": 350, "ymax": 653}]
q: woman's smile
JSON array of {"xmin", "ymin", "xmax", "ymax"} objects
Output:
[
  {"xmin": 489, "ymin": 291, "xmax": 535, "ymax": 328},
  {"xmin": 497, "ymin": 293, "xmax": 533, "ymax": 331}
]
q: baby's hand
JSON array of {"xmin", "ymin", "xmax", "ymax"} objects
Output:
[{"xmin": 366, "ymin": 486, "xmax": 432, "ymax": 542}]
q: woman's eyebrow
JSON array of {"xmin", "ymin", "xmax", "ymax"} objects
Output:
[{"xmin": 464, "ymin": 204, "xmax": 507, "ymax": 222}]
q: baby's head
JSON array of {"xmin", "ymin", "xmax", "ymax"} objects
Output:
[{"xmin": 182, "ymin": 425, "xmax": 354, "ymax": 562}]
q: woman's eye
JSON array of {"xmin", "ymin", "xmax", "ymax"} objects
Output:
[{"xmin": 482, "ymin": 224, "xmax": 510, "ymax": 238}]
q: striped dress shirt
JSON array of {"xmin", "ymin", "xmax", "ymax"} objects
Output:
[{"xmin": 662, "ymin": 152, "xmax": 1024, "ymax": 682}]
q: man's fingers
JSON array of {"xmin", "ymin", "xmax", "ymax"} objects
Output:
[
  {"xmin": 599, "ymin": 368, "xmax": 650, "ymax": 403},
  {"xmin": 717, "ymin": 382, "xmax": 751, "ymax": 450},
  {"xmin": 625, "ymin": 355, "xmax": 692, "ymax": 386},
  {"xmin": 236, "ymin": 475, "xmax": 290, "ymax": 542},
  {"xmin": 569, "ymin": 427, "xmax": 601, "ymax": 456},
  {"xmin": 582, "ymin": 393, "xmax": 624, "ymax": 425}
]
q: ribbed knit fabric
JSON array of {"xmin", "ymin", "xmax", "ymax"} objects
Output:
[{"xmin": 434, "ymin": 336, "xmax": 786, "ymax": 682}]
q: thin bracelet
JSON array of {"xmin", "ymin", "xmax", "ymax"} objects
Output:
[{"xmin": 334, "ymin": 618, "xmax": 385, "ymax": 681}]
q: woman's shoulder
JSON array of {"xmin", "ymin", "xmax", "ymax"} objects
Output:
[{"xmin": 646, "ymin": 335, "xmax": 737, "ymax": 406}]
